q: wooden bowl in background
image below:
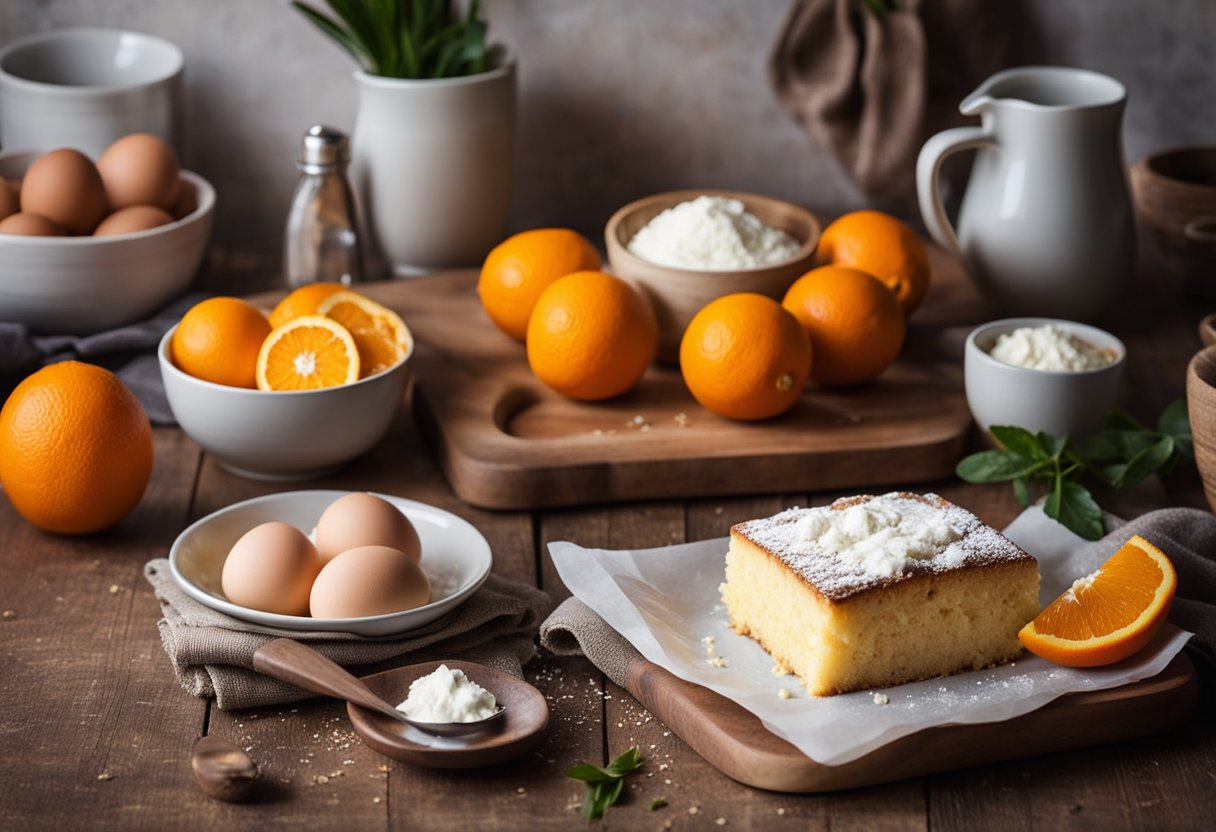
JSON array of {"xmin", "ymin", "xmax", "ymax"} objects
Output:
[
  {"xmin": 1131, "ymin": 147, "xmax": 1216, "ymax": 291},
  {"xmin": 1186, "ymin": 344, "xmax": 1216, "ymax": 512},
  {"xmin": 605, "ymin": 190, "xmax": 820, "ymax": 363}
]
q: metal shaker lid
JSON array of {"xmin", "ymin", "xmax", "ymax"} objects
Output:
[{"xmin": 298, "ymin": 125, "xmax": 349, "ymax": 172}]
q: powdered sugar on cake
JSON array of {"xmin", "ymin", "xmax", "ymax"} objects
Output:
[{"xmin": 735, "ymin": 493, "xmax": 1029, "ymax": 600}]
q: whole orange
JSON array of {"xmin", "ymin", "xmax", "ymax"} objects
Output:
[
  {"xmin": 818, "ymin": 210, "xmax": 930, "ymax": 315},
  {"xmin": 679, "ymin": 293, "xmax": 811, "ymax": 421},
  {"xmin": 0, "ymin": 361, "xmax": 153, "ymax": 534},
  {"xmin": 479, "ymin": 228, "xmax": 601, "ymax": 342},
  {"xmin": 269, "ymin": 282, "xmax": 345, "ymax": 329},
  {"xmin": 526, "ymin": 271, "xmax": 657, "ymax": 401},
  {"xmin": 782, "ymin": 265, "xmax": 906, "ymax": 386},
  {"xmin": 171, "ymin": 297, "xmax": 271, "ymax": 388}
]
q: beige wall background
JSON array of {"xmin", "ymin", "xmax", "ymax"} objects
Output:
[{"xmin": 2, "ymin": 1, "xmax": 1214, "ymax": 287}]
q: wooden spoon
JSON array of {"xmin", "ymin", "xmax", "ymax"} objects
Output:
[{"xmin": 252, "ymin": 638, "xmax": 504, "ymax": 736}]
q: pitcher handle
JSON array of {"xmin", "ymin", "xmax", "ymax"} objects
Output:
[{"xmin": 916, "ymin": 126, "xmax": 996, "ymax": 257}]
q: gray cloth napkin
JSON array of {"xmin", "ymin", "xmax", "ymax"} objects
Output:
[
  {"xmin": 145, "ymin": 558, "xmax": 554, "ymax": 710},
  {"xmin": 0, "ymin": 292, "xmax": 204, "ymax": 425},
  {"xmin": 540, "ymin": 508, "xmax": 1216, "ymax": 688}
]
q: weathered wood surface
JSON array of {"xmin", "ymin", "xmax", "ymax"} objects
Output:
[{"xmin": 0, "ymin": 268, "xmax": 1213, "ymax": 830}]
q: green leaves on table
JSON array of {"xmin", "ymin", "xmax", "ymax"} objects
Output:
[
  {"xmin": 565, "ymin": 746, "xmax": 642, "ymax": 821},
  {"xmin": 956, "ymin": 402, "xmax": 1193, "ymax": 540}
]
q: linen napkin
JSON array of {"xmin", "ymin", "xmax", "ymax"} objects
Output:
[
  {"xmin": 540, "ymin": 507, "xmax": 1216, "ymax": 690},
  {"xmin": 145, "ymin": 559, "xmax": 553, "ymax": 710},
  {"xmin": 0, "ymin": 292, "xmax": 203, "ymax": 425}
]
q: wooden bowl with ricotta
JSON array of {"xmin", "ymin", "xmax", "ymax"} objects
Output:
[{"xmin": 605, "ymin": 190, "xmax": 820, "ymax": 363}]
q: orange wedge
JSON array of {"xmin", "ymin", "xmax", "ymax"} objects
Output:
[
  {"xmin": 1018, "ymin": 534, "xmax": 1176, "ymax": 667},
  {"xmin": 269, "ymin": 282, "xmax": 346, "ymax": 329},
  {"xmin": 255, "ymin": 316, "xmax": 360, "ymax": 391},
  {"xmin": 316, "ymin": 291, "xmax": 411, "ymax": 378}
]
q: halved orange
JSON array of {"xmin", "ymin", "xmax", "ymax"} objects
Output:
[
  {"xmin": 269, "ymin": 282, "xmax": 346, "ymax": 329},
  {"xmin": 316, "ymin": 291, "xmax": 411, "ymax": 378},
  {"xmin": 255, "ymin": 316, "xmax": 360, "ymax": 391},
  {"xmin": 1018, "ymin": 535, "xmax": 1176, "ymax": 667}
]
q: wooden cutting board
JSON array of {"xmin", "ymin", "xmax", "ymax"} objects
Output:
[
  {"xmin": 624, "ymin": 652, "xmax": 1198, "ymax": 793},
  {"xmin": 368, "ymin": 248, "xmax": 988, "ymax": 510}
]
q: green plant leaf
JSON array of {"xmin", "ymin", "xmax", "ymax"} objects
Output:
[
  {"xmin": 1100, "ymin": 429, "xmax": 1163, "ymax": 461},
  {"xmin": 1114, "ymin": 436, "xmax": 1175, "ymax": 488},
  {"xmin": 294, "ymin": 0, "xmax": 489, "ymax": 79},
  {"xmin": 1037, "ymin": 431, "xmax": 1068, "ymax": 459},
  {"xmin": 603, "ymin": 747, "xmax": 642, "ymax": 777},
  {"xmin": 956, "ymin": 450, "xmax": 1042, "ymax": 483},
  {"xmin": 649, "ymin": 797, "xmax": 668, "ymax": 811},
  {"xmin": 564, "ymin": 763, "xmax": 617, "ymax": 784},
  {"xmin": 1012, "ymin": 476, "xmax": 1031, "ymax": 507},
  {"xmin": 585, "ymin": 777, "xmax": 625, "ymax": 820},
  {"xmin": 1044, "ymin": 481, "xmax": 1104, "ymax": 540},
  {"xmin": 989, "ymin": 425, "xmax": 1048, "ymax": 460},
  {"xmin": 568, "ymin": 747, "xmax": 642, "ymax": 821},
  {"xmin": 1104, "ymin": 408, "xmax": 1145, "ymax": 432},
  {"xmin": 1100, "ymin": 462, "xmax": 1127, "ymax": 487},
  {"xmin": 1072, "ymin": 432, "xmax": 1121, "ymax": 465},
  {"xmin": 323, "ymin": 0, "xmax": 384, "ymax": 71},
  {"xmin": 1158, "ymin": 400, "xmax": 1193, "ymax": 458},
  {"xmin": 292, "ymin": 2, "xmax": 372, "ymax": 68}
]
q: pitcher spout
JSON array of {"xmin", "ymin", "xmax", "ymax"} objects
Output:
[{"xmin": 957, "ymin": 66, "xmax": 1126, "ymax": 116}]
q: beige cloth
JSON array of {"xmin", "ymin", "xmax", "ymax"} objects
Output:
[
  {"xmin": 540, "ymin": 509, "xmax": 1216, "ymax": 683},
  {"xmin": 769, "ymin": 0, "xmax": 1021, "ymax": 204},
  {"xmin": 145, "ymin": 559, "xmax": 553, "ymax": 710}
]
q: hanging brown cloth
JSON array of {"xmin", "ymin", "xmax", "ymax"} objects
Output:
[{"xmin": 769, "ymin": 0, "xmax": 1023, "ymax": 205}]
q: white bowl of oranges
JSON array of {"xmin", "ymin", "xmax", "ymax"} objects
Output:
[{"xmin": 158, "ymin": 284, "xmax": 413, "ymax": 480}]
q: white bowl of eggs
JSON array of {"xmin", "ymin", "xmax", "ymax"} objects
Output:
[
  {"xmin": 169, "ymin": 491, "xmax": 494, "ymax": 637},
  {"xmin": 0, "ymin": 134, "xmax": 214, "ymax": 334}
]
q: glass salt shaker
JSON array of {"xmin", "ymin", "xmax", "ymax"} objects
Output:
[{"xmin": 283, "ymin": 125, "xmax": 364, "ymax": 287}]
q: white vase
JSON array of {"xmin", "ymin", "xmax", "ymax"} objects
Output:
[{"xmin": 350, "ymin": 60, "xmax": 515, "ymax": 276}]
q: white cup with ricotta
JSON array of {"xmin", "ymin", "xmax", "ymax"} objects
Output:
[{"xmin": 964, "ymin": 317, "xmax": 1126, "ymax": 439}]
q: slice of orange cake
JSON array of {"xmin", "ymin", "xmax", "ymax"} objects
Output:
[{"xmin": 721, "ymin": 493, "xmax": 1040, "ymax": 696}]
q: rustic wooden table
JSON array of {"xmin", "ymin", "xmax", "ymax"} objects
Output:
[{"xmin": 1, "ymin": 273, "xmax": 1213, "ymax": 831}]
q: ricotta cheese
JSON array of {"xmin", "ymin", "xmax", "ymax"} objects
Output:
[
  {"xmin": 626, "ymin": 195, "xmax": 800, "ymax": 270},
  {"xmin": 989, "ymin": 324, "xmax": 1116, "ymax": 372}
]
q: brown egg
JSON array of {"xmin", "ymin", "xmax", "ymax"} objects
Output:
[
  {"xmin": 94, "ymin": 205, "xmax": 175, "ymax": 237},
  {"xmin": 170, "ymin": 179, "xmax": 197, "ymax": 220},
  {"xmin": 314, "ymin": 492, "xmax": 422, "ymax": 563},
  {"xmin": 20, "ymin": 149, "xmax": 108, "ymax": 235},
  {"xmin": 220, "ymin": 522, "xmax": 323, "ymax": 616},
  {"xmin": 0, "ymin": 178, "xmax": 18, "ymax": 222},
  {"xmin": 97, "ymin": 133, "xmax": 181, "ymax": 211},
  {"xmin": 0, "ymin": 212, "xmax": 65, "ymax": 236},
  {"xmin": 309, "ymin": 545, "xmax": 431, "ymax": 618}
]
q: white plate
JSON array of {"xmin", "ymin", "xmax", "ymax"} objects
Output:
[{"xmin": 169, "ymin": 490, "xmax": 493, "ymax": 637}]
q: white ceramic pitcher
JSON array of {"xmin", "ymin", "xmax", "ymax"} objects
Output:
[{"xmin": 917, "ymin": 66, "xmax": 1135, "ymax": 318}]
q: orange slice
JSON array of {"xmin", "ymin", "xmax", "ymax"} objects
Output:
[
  {"xmin": 255, "ymin": 316, "xmax": 360, "ymax": 391},
  {"xmin": 316, "ymin": 291, "xmax": 411, "ymax": 378},
  {"xmin": 1018, "ymin": 535, "xmax": 1176, "ymax": 667}
]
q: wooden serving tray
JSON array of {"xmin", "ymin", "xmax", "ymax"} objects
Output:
[
  {"xmin": 365, "ymin": 252, "xmax": 983, "ymax": 510},
  {"xmin": 625, "ymin": 652, "xmax": 1198, "ymax": 793}
]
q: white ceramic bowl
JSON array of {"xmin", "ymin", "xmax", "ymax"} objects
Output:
[
  {"xmin": 158, "ymin": 326, "xmax": 412, "ymax": 480},
  {"xmin": 0, "ymin": 28, "xmax": 183, "ymax": 157},
  {"xmin": 964, "ymin": 317, "xmax": 1126, "ymax": 439},
  {"xmin": 0, "ymin": 150, "xmax": 214, "ymax": 334},
  {"xmin": 169, "ymin": 491, "xmax": 492, "ymax": 637}
]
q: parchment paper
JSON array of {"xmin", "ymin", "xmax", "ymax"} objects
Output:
[{"xmin": 548, "ymin": 505, "xmax": 1192, "ymax": 766}]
